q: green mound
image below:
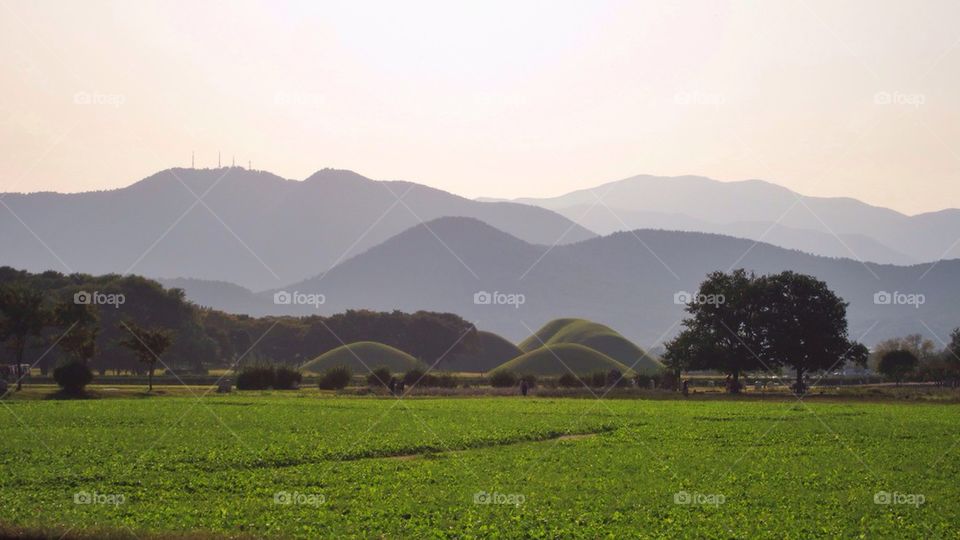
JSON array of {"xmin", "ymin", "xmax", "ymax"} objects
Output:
[
  {"xmin": 303, "ymin": 342, "xmax": 426, "ymax": 374},
  {"xmin": 491, "ymin": 343, "xmax": 634, "ymax": 376},
  {"xmin": 519, "ymin": 318, "xmax": 663, "ymax": 374},
  {"xmin": 444, "ymin": 331, "xmax": 523, "ymax": 373}
]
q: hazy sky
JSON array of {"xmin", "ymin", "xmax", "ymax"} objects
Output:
[{"xmin": 2, "ymin": 0, "xmax": 960, "ymax": 214}]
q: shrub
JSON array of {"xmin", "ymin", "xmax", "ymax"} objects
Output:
[
  {"xmin": 318, "ymin": 365, "xmax": 352, "ymax": 390},
  {"xmin": 403, "ymin": 369, "xmax": 425, "ymax": 387},
  {"xmin": 236, "ymin": 366, "xmax": 275, "ymax": 390},
  {"xmin": 589, "ymin": 371, "xmax": 607, "ymax": 388},
  {"xmin": 53, "ymin": 361, "xmax": 93, "ymax": 395},
  {"xmin": 273, "ymin": 366, "xmax": 302, "ymax": 390},
  {"xmin": 367, "ymin": 367, "xmax": 392, "ymax": 388},
  {"xmin": 558, "ymin": 372, "xmax": 581, "ymax": 388},
  {"xmin": 606, "ymin": 369, "xmax": 631, "ymax": 387},
  {"xmin": 489, "ymin": 370, "xmax": 517, "ymax": 388},
  {"xmin": 418, "ymin": 373, "xmax": 458, "ymax": 388}
]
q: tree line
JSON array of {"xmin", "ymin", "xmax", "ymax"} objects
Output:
[
  {"xmin": 0, "ymin": 267, "xmax": 478, "ymax": 391},
  {"xmin": 664, "ymin": 269, "xmax": 960, "ymax": 392}
]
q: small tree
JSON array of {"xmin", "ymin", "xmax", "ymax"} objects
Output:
[
  {"xmin": 0, "ymin": 285, "xmax": 50, "ymax": 390},
  {"xmin": 489, "ymin": 370, "xmax": 517, "ymax": 388},
  {"xmin": 317, "ymin": 365, "xmax": 351, "ymax": 390},
  {"xmin": 367, "ymin": 366, "xmax": 392, "ymax": 388},
  {"xmin": 403, "ymin": 369, "xmax": 425, "ymax": 387},
  {"xmin": 53, "ymin": 361, "xmax": 94, "ymax": 395},
  {"xmin": 273, "ymin": 366, "xmax": 302, "ymax": 390},
  {"xmin": 878, "ymin": 349, "xmax": 918, "ymax": 386},
  {"xmin": 119, "ymin": 322, "xmax": 173, "ymax": 392},
  {"xmin": 55, "ymin": 300, "xmax": 99, "ymax": 366},
  {"xmin": 558, "ymin": 372, "xmax": 580, "ymax": 388}
]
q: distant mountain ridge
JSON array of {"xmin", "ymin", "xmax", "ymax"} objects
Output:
[
  {"xmin": 165, "ymin": 217, "xmax": 960, "ymax": 348},
  {"xmin": 0, "ymin": 167, "xmax": 595, "ymax": 290},
  {"xmin": 506, "ymin": 174, "xmax": 960, "ymax": 265}
]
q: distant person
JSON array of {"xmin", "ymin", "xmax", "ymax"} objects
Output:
[
  {"xmin": 397, "ymin": 380, "xmax": 405, "ymax": 394},
  {"xmin": 681, "ymin": 379, "xmax": 689, "ymax": 397},
  {"xmin": 520, "ymin": 379, "xmax": 529, "ymax": 397},
  {"xmin": 388, "ymin": 377, "xmax": 396, "ymax": 395}
]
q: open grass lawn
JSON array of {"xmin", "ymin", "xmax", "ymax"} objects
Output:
[{"xmin": 1, "ymin": 393, "xmax": 958, "ymax": 538}]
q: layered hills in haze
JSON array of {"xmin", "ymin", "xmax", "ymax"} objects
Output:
[
  {"xmin": 0, "ymin": 167, "xmax": 594, "ymax": 290},
  {"xmin": 5, "ymin": 167, "xmax": 960, "ymax": 348},
  {"xmin": 506, "ymin": 174, "xmax": 960, "ymax": 265}
]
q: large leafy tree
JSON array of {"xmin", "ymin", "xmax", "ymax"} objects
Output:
[
  {"xmin": 759, "ymin": 272, "xmax": 856, "ymax": 394},
  {"xmin": 0, "ymin": 284, "xmax": 50, "ymax": 390},
  {"xmin": 668, "ymin": 270, "xmax": 767, "ymax": 392},
  {"xmin": 119, "ymin": 322, "xmax": 173, "ymax": 392}
]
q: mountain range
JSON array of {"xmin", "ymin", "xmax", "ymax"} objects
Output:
[
  {"xmin": 163, "ymin": 216, "xmax": 959, "ymax": 348},
  {"xmin": 4, "ymin": 167, "xmax": 959, "ymax": 348},
  {"xmin": 0, "ymin": 167, "xmax": 593, "ymax": 290},
  {"xmin": 498, "ymin": 174, "xmax": 960, "ymax": 265}
]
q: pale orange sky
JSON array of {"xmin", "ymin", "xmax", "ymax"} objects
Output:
[{"xmin": 2, "ymin": 0, "xmax": 960, "ymax": 214}]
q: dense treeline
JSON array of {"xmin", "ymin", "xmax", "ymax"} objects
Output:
[
  {"xmin": 664, "ymin": 269, "xmax": 960, "ymax": 392},
  {"xmin": 0, "ymin": 267, "xmax": 478, "ymax": 377}
]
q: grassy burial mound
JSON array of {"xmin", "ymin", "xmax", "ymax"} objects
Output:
[
  {"xmin": 444, "ymin": 330, "xmax": 523, "ymax": 372},
  {"xmin": 491, "ymin": 343, "xmax": 634, "ymax": 377},
  {"xmin": 520, "ymin": 318, "xmax": 663, "ymax": 374},
  {"xmin": 303, "ymin": 341, "xmax": 427, "ymax": 374}
]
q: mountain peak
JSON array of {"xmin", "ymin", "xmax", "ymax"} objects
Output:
[{"xmin": 303, "ymin": 168, "xmax": 374, "ymax": 185}]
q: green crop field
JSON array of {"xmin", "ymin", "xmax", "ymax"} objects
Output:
[{"xmin": 1, "ymin": 394, "xmax": 958, "ymax": 538}]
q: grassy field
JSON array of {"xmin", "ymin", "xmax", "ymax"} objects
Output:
[{"xmin": 1, "ymin": 392, "xmax": 958, "ymax": 538}]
